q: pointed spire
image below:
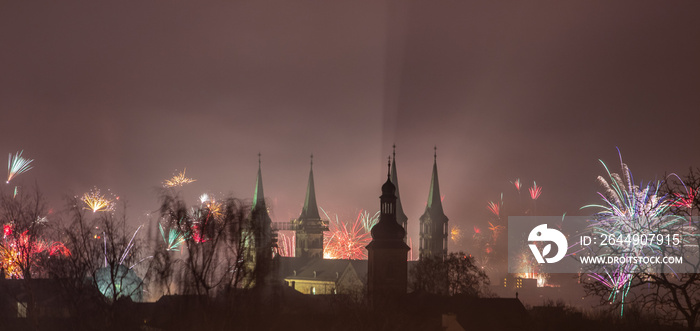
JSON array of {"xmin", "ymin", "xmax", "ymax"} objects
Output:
[
  {"xmin": 391, "ymin": 145, "xmax": 408, "ymax": 240},
  {"xmin": 387, "ymin": 156, "xmax": 391, "ymax": 179},
  {"xmin": 252, "ymin": 153, "xmax": 265, "ymax": 209},
  {"xmin": 426, "ymin": 147, "xmax": 443, "ymax": 212},
  {"xmin": 300, "ymin": 154, "xmax": 321, "ymax": 220}
]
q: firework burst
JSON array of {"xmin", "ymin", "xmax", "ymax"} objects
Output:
[
  {"xmin": 512, "ymin": 178, "xmax": 522, "ymax": 192},
  {"xmin": 7, "ymin": 150, "xmax": 33, "ymax": 184},
  {"xmin": 529, "ymin": 181, "xmax": 542, "ymax": 200},
  {"xmin": 0, "ymin": 224, "xmax": 70, "ymax": 279},
  {"xmin": 276, "ymin": 231, "xmax": 295, "ymax": 257},
  {"xmin": 163, "ymin": 169, "xmax": 196, "ymax": 188},
  {"xmin": 487, "ymin": 201, "xmax": 500, "ymax": 217},
  {"xmin": 159, "ymin": 223, "xmax": 186, "ymax": 252},
  {"xmin": 488, "ymin": 222, "xmax": 505, "ymax": 241},
  {"xmin": 322, "ymin": 209, "xmax": 371, "ymax": 260},
  {"xmin": 360, "ymin": 210, "xmax": 379, "ymax": 233},
  {"xmin": 582, "ymin": 153, "xmax": 692, "ymax": 315},
  {"xmin": 82, "ymin": 188, "xmax": 115, "ymax": 213},
  {"xmin": 672, "ymin": 187, "xmax": 697, "ymax": 209}
]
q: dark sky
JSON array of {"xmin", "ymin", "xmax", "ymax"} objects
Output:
[{"xmin": 1, "ymin": 1, "xmax": 699, "ymax": 252}]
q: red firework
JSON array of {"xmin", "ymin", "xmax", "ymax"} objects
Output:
[{"xmin": 529, "ymin": 181, "xmax": 542, "ymax": 200}]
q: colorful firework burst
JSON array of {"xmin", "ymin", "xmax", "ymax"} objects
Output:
[
  {"xmin": 203, "ymin": 199, "xmax": 222, "ymax": 219},
  {"xmin": 7, "ymin": 150, "xmax": 34, "ymax": 184},
  {"xmin": 82, "ymin": 188, "xmax": 115, "ymax": 213},
  {"xmin": 163, "ymin": 169, "xmax": 196, "ymax": 188},
  {"xmin": 582, "ymin": 153, "xmax": 692, "ymax": 315},
  {"xmin": 0, "ymin": 224, "xmax": 70, "ymax": 279},
  {"xmin": 322, "ymin": 209, "xmax": 371, "ymax": 260}
]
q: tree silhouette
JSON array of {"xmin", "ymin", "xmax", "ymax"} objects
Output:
[{"xmin": 410, "ymin": 252, "xmax": 490, "ymax": 297}]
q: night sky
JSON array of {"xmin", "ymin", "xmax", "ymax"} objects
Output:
[{"xmin": 1, "ymin": 1, "xmax": 699, "ymax": 253}]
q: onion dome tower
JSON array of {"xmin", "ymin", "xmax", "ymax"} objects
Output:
[{"xmin": 367, "ymin": 157, "xmax": 410, "ymax": 305}]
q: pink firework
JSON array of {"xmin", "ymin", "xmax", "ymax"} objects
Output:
[
  {"xmin": 487, "ymin": 201, "xmax": 500, "ymax": 217},
  {"xmin": 276, "ymin": 231, "xmax": 295, "ymax": 257},
  {"xmin": 529, "ymin": 181, "xmax": 542, "ymax": 200},
  {"xmin": 512, "ymin": 178, "xmax": 522, "ymax": 192},
  {"xmin": 191, "ymin": 224, "xmax": 208, "ymax": 243}
]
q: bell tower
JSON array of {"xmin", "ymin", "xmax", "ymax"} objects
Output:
[
  {"xmin": 367, "ymin": 157, "xmax": 410, "ymax": 305},
  {"xmin": 292, "ymin": 155, "xmax": 328, "ymax": 259}
]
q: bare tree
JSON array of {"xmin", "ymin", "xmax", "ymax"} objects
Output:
[
  {"xmin": 157, "ymin": 192, "xmax": 253, "ymax": 297},
  {"xmin": 41, "ymin": 197, "xmax": 149, "ymax": 330},
  {"xmin": 583, "ymin": 168, "xmax": 700, "ymax": 330},
  {"xmin": 0, "ymin": 184, "xmax": 50, "ymax": 280},
  {"xmin": 636, "ymin": 168, "xmax": 700, "ymax": 331},
  {"xmin": 410, "ymin": 252, "xmax": 490, "ymax": 297}
]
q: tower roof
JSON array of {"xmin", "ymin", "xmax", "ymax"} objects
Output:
[
  {"xmin": 252, "ymin": 153, "xmax": 265, "ymax": 210},
  {"xmin": 371, "ymin": 157, "xmax": 406, "ymax": 242},
  {"xmin": 425, "ymin": 147, "xmax": 445, "ymax": 215},
  {"xmin": 390, "ymin": 145, "xmax": 408, "ymax": 225},
  {"xmin": 299, "ymin": 155, "xmax": 321, "ymax": 220}
]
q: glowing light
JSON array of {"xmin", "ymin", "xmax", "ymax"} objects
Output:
[
  {"xmin": 163, "ymin": 169, "xmax": 196, "ymax": 188},
  {"xmin": 529, "ymin": 181, "xmax": 542, "ymax": 200},
  {"xmin": 450, "ymin": 226, "xmax": 462, "ymax": 242},
  {"xmin": 199, "ymin": 193, "xmax": 209, "ymax": 204},
  {"xmin": 81, "ymin": 188, "xmax": 115, "ymax": 213},
  {"xmin": 7, "ymin": 150, "xmax": 33, "ymax": 184}
]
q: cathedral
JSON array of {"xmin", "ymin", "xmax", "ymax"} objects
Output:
[{"xmin": 247, "ymin": 147, "xmax": 449, "ymax": 296}]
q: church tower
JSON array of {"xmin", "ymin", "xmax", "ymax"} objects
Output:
[
  {"xmin": 292, "ymin": 155, "xmax": 328, "ymax": 259},
  {"xmin": 367, "ymin": 157, "xmax": 410, "ymax": 305},
  {"xmin": 249, "ymin": 154, "xmax": 274, "ymax": 286},
  {"xmin": 390, "ymin": 145, "xmax": 408, "ymax": 242},
  {"xmin": 419, "ymin": 147, "xmax": 449, "ymax": 260}
]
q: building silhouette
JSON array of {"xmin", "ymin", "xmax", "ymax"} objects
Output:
[
  {"xmin": 248, "ymin": 154, "xmax": 274, "ymax": 287},
  {"xmin": 419, "ymin": 148, "xmax": 449, "ymax": 260},
  {"xmin": 366, "ymin": 157, "xmax": 411, "ymax": 305},
  {"xmin": 249, "ymin": 149, "xmax": 448, "ymax": 296},
  {"xmin": 290, "ymin": 155, "xmax": 328, "ymax": 260}
]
